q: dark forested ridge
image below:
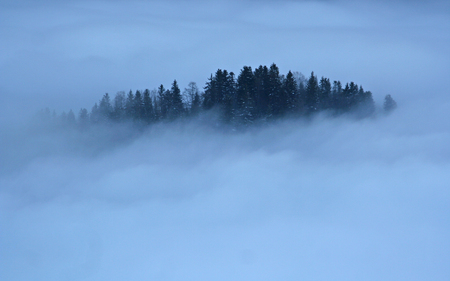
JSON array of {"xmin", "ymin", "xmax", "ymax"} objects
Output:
[{"xmin": 40, "ymin": 64, "xmax": 397, "ymax": 129}]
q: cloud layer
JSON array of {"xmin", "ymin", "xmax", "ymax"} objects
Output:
[{"xmin": 1, "ymin": 0, "xmax": 449, "ymax": 280}]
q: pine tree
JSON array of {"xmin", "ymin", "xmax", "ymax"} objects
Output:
[
  {"xmin": 282, "ymin": 71, "xmax": 298, "ymax": 115},
  {"xmin": 254, "ymin": 65, "xmax": 270, "ymax": 118},
  {"xmin": 90, "ymin": 103, "xmax": 100, "ymax": 123},
  {"xmin": 157, "ymin": 85, "xmax": 168, "ymax": 119},
  {"xmin": 305, "ymin": 72, "xmax": 319, "ymax": 114},
  {"xmin": 78, "ymin": 108, "xmax": 89, "ymax": 128},
  {"xmin": 113, "ymin": 91, "xmax": 126, "ymax": 121},
  {"xmin": 99, "ymin": 93, "xmax": 113, "ymax": 121},
  {"xmin": 318, "ymin": 77, "xmax": 331, "ymax": 110},
  {"xmin": 383, "ymin": 94, "xmax": 397, "ymax": 113},
  {"xmin": 268, "ymin": 63, "xmax": 282, "ymax": 117},
  {"xmin": 190, "ymin": 92, "xmax": 201, "ymax": 117},
  {"xmin": 169, "ymin": 80, "xmax": 183, "ymax": 120},
  {"xmin": 143, "ymin": 89, "xmax": 154, "ymax": 123},
  {"xmin": 331, "ymin": 80, "xmax": 343, "ymax": 112},
  {"xmin": 236, "ymin": 66, "xmax": 256, "ymax": 124},
  {"xmin": 67, "ymin": 109, "xmax": 76, "ymax": 126},
  {"xmin": 125, "ymin": 90, "xmax": 135, "ymax": 119},
  {"xmin": 358, "ymin": 89, "xmax": 375, "ymax": 117},
  {"xmin": 134, "ymin": 90, "xmax": 144, "ymax": 120}
]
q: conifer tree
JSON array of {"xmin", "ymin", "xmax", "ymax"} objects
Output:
[
  {"xmin": 318, "ymin": 77, "xmax": 331, "ymax": 110},
  {"xmin": 268, "ymin": 63, "xmax": 282, "ymax": 117},
  {"xmin": 134, "ymin": 90, "xmax": 144, "ymax": 120},
  {"xmin": 125, "ymin": 90, "xmax": 135, "ymax": 119},
  {"xmin": 90, "ymin": 103, "xmax": 100, "ymax": 123},
  {"xmin": 283, "ymin": 71, "xmax": 298, "ymax": 115},
  {"xmin": 331, "ymin": 80, "xmax": 343, "ymax": 112},
  {"xmin": 99, "ymin": 93, "xmax": 113, "ymax": 121},
  {"xmin": 113, "ymin": 91, "xmax": 126, "ymax": 121},
  {"xmin": 157, "ymin": 85, "xmax": 168, "ymax": 119},
  {"xmin": 236, "ymin": 66, "xmax": 256, "ymax": 124},
  {"xmin": 254, "ymin": 65, "xmax": 270, "ymax": 118},
  {"xmin": 78, "ymin": 108, "xmax": 89, "ymax": 128},
  {"xmin": 67, "ymin": 109, "xmax": 76, "ymax": 126},
  {"xmin": 169, "ymin": 80, "xmax": 183, "ymax": 119},
  {"xmin": 143, "ymin": 89, "xmax": 154, "ymax": 123},
  {"xmin": 383, "ymin": 94, "xmax": 397, "ymax": 113},
  {"xmin": 202, "ymin": 74, "xmax": 215, "ymax": 110},
  {"xmin": 190, "ymin": 92, "xmax": 201, "ymax": 117},
  {"xmin": 305, "ymin": 72, "xmax": 319, "ymax": 114}
]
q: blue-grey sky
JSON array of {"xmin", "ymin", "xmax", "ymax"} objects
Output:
[
  {"xmin": 1, "ymin": 0, "xmax": 449, "ymax": 115},
  {"xmin": 1, "ymin": 1, "xmax": 450, "ymax": 281}
]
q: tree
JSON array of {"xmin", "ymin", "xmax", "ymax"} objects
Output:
[
  {"xmin": 99, "ymin": 93, "xmax": 113, "ymax": 121},
  {"xmin": 190, "ymin": 91, "xmax": 201, "ymax": 117},
  {"xmin": 318, "ymin": 77, "xmax": 331, "ymax": 110},
  {"xmin": 268, "ymin": 63, "xmax": 282, "ymax": 117},
  {"xmin": 383, "ymin": 94, "xmax": 397, "ymax": 113},
  {"xmin": 330, "ymin": 80, "xmax": 343, "ymax": 112},
  {"xmin": 168, "ymin": 80, "xmax": 184, "ymax": 120},
  {"xmin": 78, "ymin": 108, "xmax": 89, "ymax": 128},
  {"xmin": 90, "ymin": 103, "xmax": 100, "ymax": 123},
  {"xmin": 183, "ymin": 82, "xmax": 199, "ymax": 111},
  {"xmin": 125, "ymin": 90, "xmax": 135, "ymax": 119},
  {"xmin": 157, "ymin": 85, "xmax": 168, "ymax": 119},
  {"xmin": 66, "ymin": 109, "xmax": 76, "ymax": 126},
  {"xmin": 134, "ymin": 90, "xmax": 144, "ymax": 120},
  {"xmin": 143, "ymin": 89, "xmax": 154, "ymax": 123},
  {"xmin": 113, "ymin": 91, "xmax": 126, "ymax": 121},
  {"xmin": 305, "ymin": 72, "xmax": 319, "ymax": 114},
  {"xmin": 236, "ymin": 66, "xmax": 256, "ymax": 124},
  {"xmin": 254, "ymin": 65, "xmax": 270, "ymax": 118},
  {"xmin": 282, "ymin": 71, "xmax": 298, "ymax": 115}
]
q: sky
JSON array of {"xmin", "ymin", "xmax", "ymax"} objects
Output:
[{"xmin": 1, "ymin": 0, "xmax": 450, "ymax": 280}]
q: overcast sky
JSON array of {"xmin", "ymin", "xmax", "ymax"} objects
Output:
[
  {"xmin": 1, "ymin": 0, "xmax": 449, "ymax": 114},
  {"xmin": 1, "ymin": 1, "xmax": 450, "ymax": 280}
]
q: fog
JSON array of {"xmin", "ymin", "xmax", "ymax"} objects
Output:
[{"xmin": 1, "ymin": 0, "xmax": 450, "ymax": 280}]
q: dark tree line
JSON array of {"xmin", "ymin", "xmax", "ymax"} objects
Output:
[{"xmin": 41, "ymin": 64, "xmax": 397, "ymax": 128}]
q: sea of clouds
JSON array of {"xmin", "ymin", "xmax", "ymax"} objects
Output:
[{"xmin": 1, "ymin": 0, "xmax": 449, "ymax": 280}]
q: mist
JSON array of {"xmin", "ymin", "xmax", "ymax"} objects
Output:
[{"xmin": 1, "ymin": 0, "xmax": 450, "ymax": 280}]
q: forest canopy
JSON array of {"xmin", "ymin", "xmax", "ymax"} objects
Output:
[{"xmin": 40, "ymin": 64, "xmax": 396, "ymax": 129}]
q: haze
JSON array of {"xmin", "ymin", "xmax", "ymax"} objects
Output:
[{"xmin": 1, "ymin": 0, "xmax": 449, "ymax": 280}]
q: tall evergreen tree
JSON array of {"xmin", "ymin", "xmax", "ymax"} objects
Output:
[
  {"xmin": 67, "ymin": 109, "xmax": 76, "ymax": 126},
  {"xmin": 134, "ymin": 90, "xmax": 144, "ymax": 120},
  {"xmin": 143, "ymin": 89, "xmax": 154, "ymax": 123},
  {"xmin": 268, "ymin": 63, "xmax": 282, "ymax": 117},
  {"xmin": 90, "ymin": 103, "xmax": 100, "ymax": 123},
  {"xmin": 99, "ymin": 93, "xmax": 113, "ymax": 120},
  {"xmin": 305, "ymin": 72, "xmax": 319, "ymax": 114},
  {"xmin": 202, "ymin": 74, "xmax": 215, "ymax": 110},
  {"xmin": 342, "ymin": 82, "xmax": 359, "ymax": 111},
  {"xmin": 169, "ymin": 80, "xmax": 183, "ymax": 119},
  {"xmin": 318, "ymin": 77, "xmax": 331, "ymax": 110},
  {"xmin": 236, "ymin": 66, "xmax": 256, "ymax": 124},
  {"xmin": 254, "ymin": 65, "xmax": 270, "ymax": 118},
  {"xmin": 78, "ymin": 108, "xmax": 89, "ymax": 128},
  {"xmin": 383, "ymin": 94, "xmax": 397, "ymax": 113},
  {"xmin": 357, "ymin": 88, "xmax": 375, "ymax": 117},
  {"xmin": 190, "ymin": 91, "xmax": 201, "ymax": 117},
  {"xmin": 113, "ymin": 91, "xmax": 126, "ymax": 121},
  {"xmin": 125, "ymin": 90, "xmax": 135, "ymax": 119},
  {"xmin": 283, "ymin": 71, "xmax": 298, "ymax": 115},
  {"xmin": 331, "ymin": 80, "xmax": 343, "ymax": 112},
  {"xmin": 157, "ymin": 84, "xmax": 168, "ymax": 119}
]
